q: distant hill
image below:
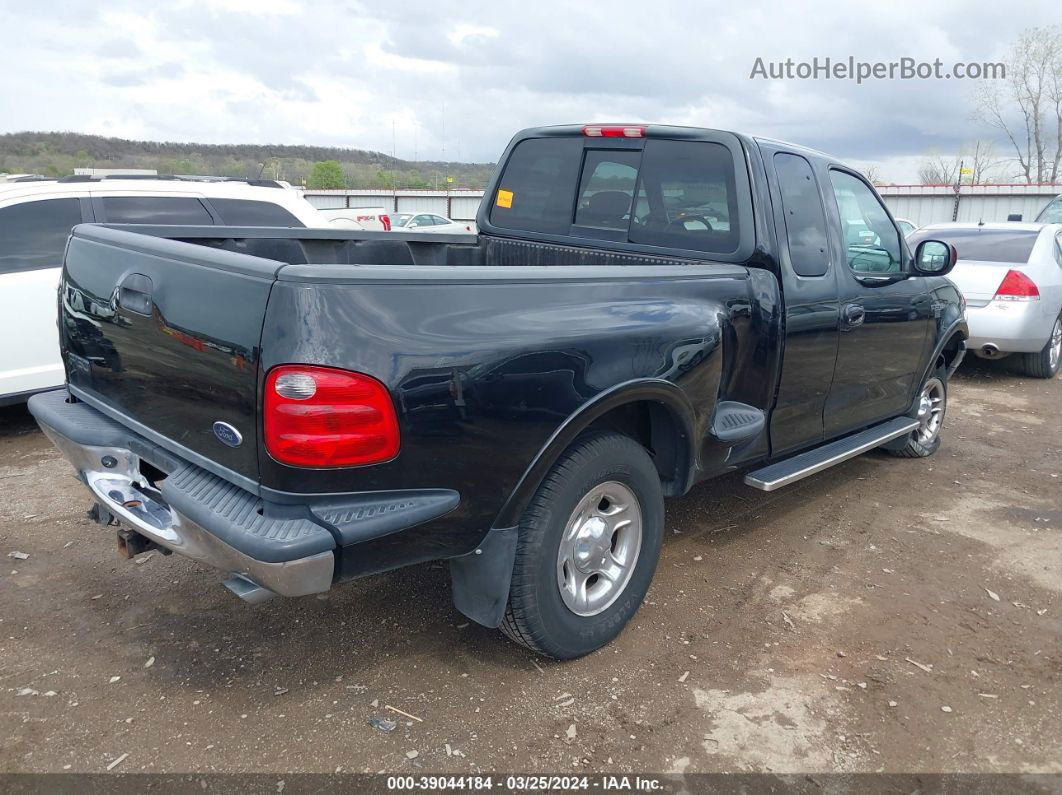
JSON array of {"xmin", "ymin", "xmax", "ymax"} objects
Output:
[{"xmin": 0, "ymin": 131, "xmax": 496, "ymax": 190}]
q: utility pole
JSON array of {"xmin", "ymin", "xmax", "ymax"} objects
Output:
[{"xmin": 951, "ymin": 159, "xmax": 963, "ymax": 222}]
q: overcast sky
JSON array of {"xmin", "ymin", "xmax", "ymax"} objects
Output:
[{"xmin": 0, "ymin": 0, "xmax": 1052, "ymax": 182}]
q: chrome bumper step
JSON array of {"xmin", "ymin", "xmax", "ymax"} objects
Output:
[{"xmin": 744, "ymin": 416, "xmax": 919, "ymax": 492}]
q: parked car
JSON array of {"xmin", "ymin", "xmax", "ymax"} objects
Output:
[
  {"xmin": 1035, "ymin": 195, "xmax": 1062, "ymax": 224},
  {"xmin": 896, "ymin": 217, "xmax": 917, "ymax": 237},
  {"xmin": 316, "ymin": 207, "xmax": 391, "ymax": 230},
  {"xmin": 391, "ymin": 212, "xmax": 475, "ymax": 233},
  {"xmin": 0, "ymin": 176, "xmax": 329, "ymax": 406},
  {"xmin": 29, "ymin": 124, "xmax": 966, "ymax": 659},
  {"xmin": 909, "ymin": 222, "xmax": 1062, "ymax": 377}
]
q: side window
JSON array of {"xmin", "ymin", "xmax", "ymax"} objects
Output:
[
  {"xmin": 0, "ymin": 198, "xmax": 83, "ymax": 275},
  {"xmin": 431, "ymin": 215, "xmax": 449, "ymax": 225},
  {"xmin": 828, "ymin": 170, "xmax": 902, "ymax": 273},
  {"xmin": 99, "ymin": 196, "xmax": 214, "ymax": 225},
  {"xmin": 209, "ymin": 198, "xmax": 303, "ymax": 227},
  {"xmin": 489, "ymin": 137, "xmax": 583, "ymax": 234},
  {"xmin": 573, "ymin": 150, "xmax": 640, "ymax": 235},
  {"xmin": 774, "ymin": 153, "xmax": 829, "ymax": 277},
  {"xmin": 408, "ymin": 214, "xmax": 433, "ymax": 228},
  {"xmin": 629, "ymin": 140, "xmax": 741, "ymax": 254}
]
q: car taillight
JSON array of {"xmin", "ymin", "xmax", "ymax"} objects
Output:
[
  {"xmin": 380, "ymin": 214, "xmax": 391, "ymax": 231},
  {"xmin": 994, "ymin": 269, "xmax": 1039, "ymax": 301},
  {"xmin": 582, "ymin": 125, "xmax": 646, "ymax": 138},
  {"xmin": 264, "ymin": 366, "xmax": 399, "ymax": 468}
]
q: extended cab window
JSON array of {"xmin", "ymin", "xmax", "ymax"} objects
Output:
[
  {"xmin": 210, "ymin": 198, "xmax": 303, "ymax": 227},
  {"xmin": 829, "ymin": 171, "xmax": 901, "ymax": 273},
  {"xmin": 490, "ymin": 137, "xmax": 583, "ymax": 234},
  {"xmin": 100, "ymin": 196, "xmax": 214, "ymax": 225},
  {"xmin": 0, "ymin": 198, "xmax": 83, "ymax": 275},
  {"xmin": 774, "ymin": 153, "xmax": 829, "ymax": 277}
]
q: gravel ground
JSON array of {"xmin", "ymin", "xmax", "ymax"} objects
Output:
[{"xmin": 0, "ymin": 360, "xmax": 1059, "ymax": 775}]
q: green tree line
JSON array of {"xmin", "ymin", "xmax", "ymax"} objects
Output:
[{"xmin": 0, "ymin": 131, "xmax": 496, "ymax": 190}]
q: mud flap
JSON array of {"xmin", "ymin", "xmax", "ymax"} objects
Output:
[{"xmin": 449, "ymin": 526, "xmax": 518, "ymax": 628}]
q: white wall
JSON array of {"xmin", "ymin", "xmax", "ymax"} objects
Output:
[
  {"xmin": 878, "ymin": 184, "xmax": 1058, "ymax": 227},
  {"xmin": 305, "ymin": 185, "xmax": 1061, "ymax": 228}
]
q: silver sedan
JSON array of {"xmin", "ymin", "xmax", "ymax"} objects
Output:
[{"xmin": 910, "ymin": 223, "xmax": 1062, "ymax": 378}]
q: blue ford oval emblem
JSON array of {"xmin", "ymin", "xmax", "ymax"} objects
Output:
[{"xmin": 212, "ymin": 422, "xmax": 243, "ymax": 448}]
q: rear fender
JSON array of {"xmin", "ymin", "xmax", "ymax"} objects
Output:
[
  {"xmin": 450, "ymin": 379, "xmax": 697, "ymax": 628},
  {"xmin": 493, "ymin": 379, "xmax": 697, "ymax": 530}
]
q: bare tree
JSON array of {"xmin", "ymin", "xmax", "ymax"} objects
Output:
[
  {"xmin": 976, "ymin": 26, "xmax": 1062, "ymax": 184},
  {"xmin": 918, "ymin": 141, "xmax": 1002, "ymax": 185},
  {"xmin": 862, "ymin": 165, "xmax": 881, "ymax": 184},
  {"xmin": 918, "ymin": 150, "xmax": 961, "ymax": 185}
]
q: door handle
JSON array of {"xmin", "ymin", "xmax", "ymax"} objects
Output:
[
  {"xmin": 118, "ymin": 273, "xmax": 153, "ymax": 316},
  {"xmin": 843, "ymin": 303, "xmax": 865, "ymax": 326}
]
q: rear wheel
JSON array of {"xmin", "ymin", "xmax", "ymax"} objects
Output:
[
  {"xmin": 886, "ymin": 368, "xmax": 946, "ymax": 458},
  {"xmin": 501, "ymin": 432, "xmax": 664, "ymax": 659},
  {"xmin": 1021, "ymin": 315, "xmax": 1062, "ymax": 379}
]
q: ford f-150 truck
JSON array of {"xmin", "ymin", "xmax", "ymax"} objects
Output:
[{"xmin": 30, "ymin": 124, "xmax": 967, "ymax": 659}]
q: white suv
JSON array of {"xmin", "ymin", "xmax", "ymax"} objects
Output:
[{"xmin": 0, "ymin": 177, "xmax": 329, "ymax": 405}]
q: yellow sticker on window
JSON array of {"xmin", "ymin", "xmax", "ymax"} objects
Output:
[{"xmin": 496, "ymin": 189, "xmax": 513, "ymax": 209}]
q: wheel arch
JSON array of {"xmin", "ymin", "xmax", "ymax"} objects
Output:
[{"xmin": 491, "ymin": 379, "xmax": 697, "ymax": 530}]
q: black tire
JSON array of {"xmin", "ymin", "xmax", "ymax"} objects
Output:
[
  {"xmin": 1020, "ymin": 315, "xmax": 1062, "ymax": 379},
  {"xmin": 886, "ymin": 366, "xmax": 947, "ymax": 458},
  {"xmin": 500, "ymin": 431, "xmax": 664, "ymax": 659}
]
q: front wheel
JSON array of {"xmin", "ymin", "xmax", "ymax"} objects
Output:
[
  {"xmin": 1021, "ymin": 315, "xmax": 1062, "ymax": 379},
  {"xmin": 500, "ymin": 432, "xmax": 664, "ymax": 659},
  {"xmin": 886, "ymin": 368, "xmax": 947, "ymax": 458}
]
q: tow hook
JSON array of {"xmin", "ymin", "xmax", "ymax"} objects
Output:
[{"xmin": 116, "ymin": 527, "xmax": 171, "ymax": 560}]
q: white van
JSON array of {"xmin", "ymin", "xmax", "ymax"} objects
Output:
[{"xmin": 0, "ymin": 177, "xmax": 329, "ymax": 405}]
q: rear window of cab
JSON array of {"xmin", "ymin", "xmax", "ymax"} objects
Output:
[{"xmin": 488, "ymin": 136, "xmax": 748, "ymax": 257}]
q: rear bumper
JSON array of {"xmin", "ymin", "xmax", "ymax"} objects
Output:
[
  {"xmin": 966, "ymin": 300, "xmax": 1055, "ymax": 355},
  {"xmin": 28, "ymin": 389, "xmax": 459, "ymax": 599}
]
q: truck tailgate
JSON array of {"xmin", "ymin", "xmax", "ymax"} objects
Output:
[{"xmin": 60, "ymin": 225, "xmax": 283, "ymax": 484}]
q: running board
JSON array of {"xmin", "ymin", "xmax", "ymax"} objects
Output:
[{"xmin": 744, "ymin": 417, "xmax": 919, "ymax": 492}]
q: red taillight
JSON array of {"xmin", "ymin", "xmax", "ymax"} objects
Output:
[
  {"xmin": 264, "ymin": 366, "xmax": 399, "ymax": 468},
  {"xmin": 994, "ymin": 269, "xmax": 1039, "ymax": 301},
  {"xmin": 582, "ymin": 125, "xmax": 646, "ymax": 138},
  {"xmin": 380, "ymin": 214, "xmax": 391, "ymax": 231}
]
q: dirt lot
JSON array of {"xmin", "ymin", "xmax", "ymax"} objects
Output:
[{"xmin": 1, "ymin": 361, "xmax": 1059, "ymax": 776}]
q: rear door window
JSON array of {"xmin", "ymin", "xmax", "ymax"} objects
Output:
[
  {"xmin": 0, "ymin": 198, "xmax": 83, "ymax": 274},
  {"xmin": 209, "ymin": 198, "xmax": 303, "ymax": 227},
  {"xmin": 773, "ymin": 153, "xmax": 829, "ymax": 277},
  {"xmin": 98, "ymin": 196, "xmax": 214, "ymax": 225},
  {"xmin": 907, "ymin": 228, "xmax": 1039, "ymax": 263}
]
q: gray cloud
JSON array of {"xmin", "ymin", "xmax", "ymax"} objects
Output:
[{"xmin": 0, "ymin": 0, "xmax": 1052, "ymax": 181}]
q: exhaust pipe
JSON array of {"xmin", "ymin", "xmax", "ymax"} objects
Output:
[
  {"xmin": 223, "ymin": 574, "xmax": 276, "ymax": 604},
  {"xmin": 982, "ymin": 344, "xmax": 999, "ymax": 356}
]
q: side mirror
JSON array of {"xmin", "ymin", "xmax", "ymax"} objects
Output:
[
  {"xmin": 1007, "ymin": 213, "xmax": 1023, "ymax": 222},
  {"xmin": 912, "ymin": 240, "xmax": 957, "ymax": 276}
]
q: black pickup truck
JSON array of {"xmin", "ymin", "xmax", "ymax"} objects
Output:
[{"xmin": 30, "ymin": 124, "xmax": 967, "ymax": 659}]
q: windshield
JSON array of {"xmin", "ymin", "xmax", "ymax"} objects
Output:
[
  {"xmin": 390, "ymin": 213, "xmax": 414, "ymax": 227},
  {"xmin": 908, "ymin": 228, "xmax": 1038, "ymax": 263},
  {"xmin": 1036, "ymin": 197, "xmax": 1062, "ymax": 223}
]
